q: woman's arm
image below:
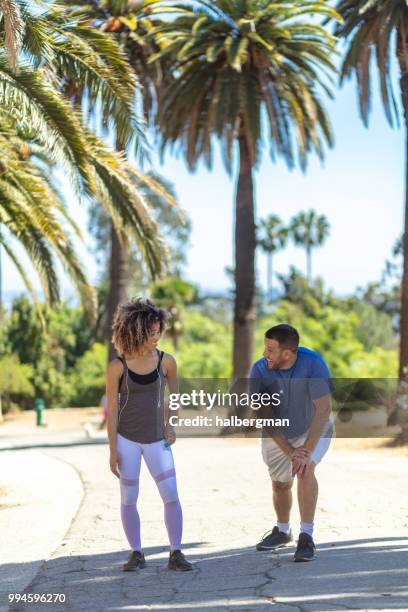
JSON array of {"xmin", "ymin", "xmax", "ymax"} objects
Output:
[
  {"xmin": 163, "ymin": 353, "xmax": 178, "ymax": 445},
  {"xmin": 106, "ymin": 359, "xmax": 123, "ymax": 476}
]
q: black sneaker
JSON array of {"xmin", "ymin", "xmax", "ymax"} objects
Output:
[
  {"xmin": 168, "ymin": 549, "xmax": 193, "ymax": 571},
  {"xmin": 294, "ymin": 532, "xmax": 316, "ymax": 562},
  {"xmin": 123, "ymin": 550, "xmax": 146, "ymax": 571},
  {"xmin": 256, "ymin": 526, "xmax": 293, "ymax": 551}
]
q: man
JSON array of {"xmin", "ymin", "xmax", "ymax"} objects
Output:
[{"xmin": 250, "ymin": 324, "xmax": 334, "ymax": 562}]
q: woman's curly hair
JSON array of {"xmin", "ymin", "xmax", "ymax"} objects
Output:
[{"xmin": 111, "ymin": 297, "xmax": 168, "ymax": 355}]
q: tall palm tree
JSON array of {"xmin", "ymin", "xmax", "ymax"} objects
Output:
[
  {"xmin": 290, "ymin": 210, "xmax": 330, "ymax": 281},
  {"xmin": 141, "ymin": 0, "xmax": 340, "ymax": 379},
  {"xmin": 0, "ymin": 0, "xmax": 169, "ymax": 321},
  {"xmin": 334, "ymin": 1, "xmax": 408, "ymax": 390},
  {"xmin": 257, "ymin": 214, "xmax": 288, "ymax": 302},
  {"xmin": 56, "ymin": 0, "xmax": 173, "ymax": 359}
]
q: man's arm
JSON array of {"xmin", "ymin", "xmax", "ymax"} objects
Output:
[
  {"xmin": 304, "ymin": 393, "xmax": 332, "ymax": 453},
  {"xmin": 250, "ymin": 363, "xmax": 303, "ymax": 458},
  {"xmin": 291, "ymin": 393, "xmax": 332, "ymax": 476}
]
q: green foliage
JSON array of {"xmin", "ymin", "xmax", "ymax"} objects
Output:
[
  {"xmin": 351, "ymin": 301, "xmax": 398, "ymax": 351},
  {"xmin": 256, "ymin": 267, "xmax": 398, "ymax": 378},
  {"xmin": 4, "ymin": 295, "xmax": 94, "ymax": 406},
  {"xmin": 6, "ymin": 295, "xmax": 43, "ymax": 365},
  {"xmin": 34, "ymin": 356, "xmax": 71, "ymax": 408},
  {"xmin": 158, "ymin": 309, "xmax": 232, "ymax": 378},
  {"xmin": 68, "ymin": 343, "xmax": 107, "ymax": 407},
  {"xmin": 2, "ymin": 270, "xmax": 399, "ymax": 408},
  {"xmin": 0, "ymin": 354, "xmax": 34, "ymax": 398},
  {"xmin": 276, "ymin": 266, "xmax": 339, "ymax": 317},
  {"xmin": 151, "ymin": 276, "xmax": 199, "ymax": 348}
]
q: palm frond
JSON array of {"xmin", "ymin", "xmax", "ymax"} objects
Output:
[
  {"xmin": 0, "ymin": 231, "xmax": 46, "ymax": 326},
  {"xmin": 0, "ymin": 0, "xmax": 25, "ymax": 71},
  {"xmin": 145, "ymin": 0, "xmax": 340, "ymax": 171}
]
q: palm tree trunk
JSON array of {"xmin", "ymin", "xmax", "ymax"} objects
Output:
[
  {"xmin": 106, "ymin": 224, "xmax": 129, "ymax": 361},
  {"xmin": 391, "ymin": 28, "xmax": 408, "ymax": 425},
  {"xmin": 267, "ymin": 253, "xmax": 273, "ymax": 302},
  {"xmin": 106, "ymin": 136, "xmax": 129, "ymax": 362},
  {"xmin": 306, "ymin": 245, "xmax": 312, "ymax": 281},
  {"xmin": 399, "ymin": 108, "xmax": 408, "ymax": 384},
  {"xmin": 232, "ymin": 134, "xmax": 256, "ymax": 380},
  {"xmin": 0, "ymin": 241, "xmax": 2, "ymax": 317}
]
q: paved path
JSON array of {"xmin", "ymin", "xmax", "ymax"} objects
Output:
[{"xmin": 1, "ymin": 432, "xmax": 408, "ymax": 611}]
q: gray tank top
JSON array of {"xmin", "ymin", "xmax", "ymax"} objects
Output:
[{"xmin": 117, "ymin": 349, "xmax": 166, "ymax": 444}]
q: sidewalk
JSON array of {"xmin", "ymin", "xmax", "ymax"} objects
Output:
[
  {"xmin": 1, "ymin": 425, "xmax": 408, "ymax": 611},
  {"xmin": 0, "ymin": 444, "xmax": 82, "ymax": 605}
]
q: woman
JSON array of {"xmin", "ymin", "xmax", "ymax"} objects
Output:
[{"xmin": 106, "ymin": 297, "xmax": 193, "ymax": 572}]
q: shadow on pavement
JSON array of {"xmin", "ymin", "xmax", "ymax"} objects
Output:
[{"xmin": 3, "ymin": 536, "xmax": 408, "ymax": 611}]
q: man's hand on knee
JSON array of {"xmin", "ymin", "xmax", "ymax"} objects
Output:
[
  {"xmin": 290, "ymin": 446, "xmax": 311, "ymax": 477},
  {"xmin": 295, "ymin": 457, "xmax": 316, "ymax": 479},
  {"xmin": 291, "ymin": 446, "xmax": 310, "ymax": 461}
]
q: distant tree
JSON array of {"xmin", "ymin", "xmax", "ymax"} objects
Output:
[
  {"xmin": 290, "ymin": 210, "xmax": 330, "ymax": 280},
  {"xmin": 257, "ymin": 215, "xmax": 288, "ymax": 302},
  {"xmin": 150, "ymin": 277, "xmax": 198, "ymax": 350},
  {"xmin": 88, "ymin": 171, "xmax": 190, "ymax": 289},
  {"xmin": 276, "ymin": 266, "xmax": 336, "ymax": 317}
]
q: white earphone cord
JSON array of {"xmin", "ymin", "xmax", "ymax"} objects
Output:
[{"xmin": 117, "ymin": 354, "xmax": 162, "ymax": 427}]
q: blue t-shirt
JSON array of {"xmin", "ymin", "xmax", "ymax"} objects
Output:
[{"xmin": 250, "ymin": 346, "xmax": 334, "ymax": 438}]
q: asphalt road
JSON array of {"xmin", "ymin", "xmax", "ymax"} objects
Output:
[{"xmin": 1, "ymin": 429, "xmax": 408, "ymax": 611}]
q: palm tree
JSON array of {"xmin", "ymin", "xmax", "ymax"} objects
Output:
[
  {"xmin": 141, "ymin": 0, "xmax": 339, "ymax": 378},
  {"xmin": 0, "ymin": 0, "xmax": 169, "ymax": 322},
  {"xmin": 257, "ymin": 214, "xmax": 288, "ymax": 303},
  {"xmin": 56, "ymin": 0, "xmax": 175, "ymax": 359},
  {"xmin": 290, "ymin": 210, "xmax": 330, "ymax": 281},
  {"xmin": 334, "ymin": 1, "xmax": 408, "ymax": 391}
]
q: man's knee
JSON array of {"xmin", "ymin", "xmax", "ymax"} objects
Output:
[
  {"xmin": 272, "ymin": 480, "xmax": 293, "ymax": 492},
  {"xmin": 297, "ymin": 463, "xmax": 317, "ymax": 482}
]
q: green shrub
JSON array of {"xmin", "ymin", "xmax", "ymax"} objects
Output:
[
  {"xmin": 0, "ymin": 355, "xmax": 34, "ymax": 412},
  {"xmin": 69, "ymin": 343, "xmax": 107, "ymax": 407}
]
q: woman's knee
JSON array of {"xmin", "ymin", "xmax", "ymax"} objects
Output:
[
  {"xmin": 155, "ymin": 470, "xmax": 179, "ymax": 504},
  {"xmin": 120, "ymin": 478, "xmax": 140, "ymax": 506}
]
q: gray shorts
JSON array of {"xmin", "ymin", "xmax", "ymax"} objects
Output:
[{"xmin": 262, "ymin": 420, "xmax": 333, "ymax": 482}]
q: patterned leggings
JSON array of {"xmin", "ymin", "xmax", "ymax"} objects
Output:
[{"xmin": 116, "ymin": 432, "xmax": 183, "ymax": 552}]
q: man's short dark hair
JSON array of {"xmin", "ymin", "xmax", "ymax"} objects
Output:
[{"xmin": 265, "ymin": 324, "xmax": 299, "ymax": 352}]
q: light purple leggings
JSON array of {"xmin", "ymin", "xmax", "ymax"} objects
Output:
[{"xmin": 116, "ymin": 432, "xmax": 183, "ymax": 552}]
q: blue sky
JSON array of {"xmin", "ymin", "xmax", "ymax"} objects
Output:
[{"xmin": 3, "ymin": 57, "xmax": 404, "ymax": 305}]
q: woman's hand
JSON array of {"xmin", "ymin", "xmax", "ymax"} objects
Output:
[
  {"xmin": 165, "ymin": 423, "xmax": 176, "ymax": 446},
  {"xmin": 109, "ymin": 449, "xmax": 121, "ymax": 478}
]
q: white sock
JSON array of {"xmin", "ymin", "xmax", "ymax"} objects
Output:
[
  {"xmin": 300, "ymin": 522, "xmax": 314, "ymax": 537},
  {"xmin": 277, "ymin": 522, "xmax": 290, "ymax": 534}
]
